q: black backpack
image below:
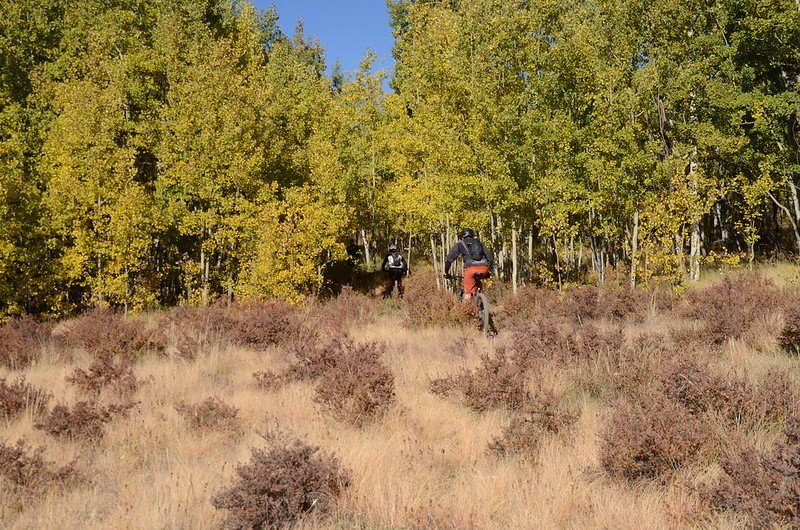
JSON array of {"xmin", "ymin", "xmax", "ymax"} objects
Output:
[
  {"xmin": 387, "ymin": 252, "xmax": 406, "ymax": 270},
  {"xmin": 461, "ymin": 238, "xmax": 485, "ymax": 262}
]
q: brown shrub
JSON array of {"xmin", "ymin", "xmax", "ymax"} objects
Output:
[
  {"xmin": 707, "ymin": 416, "xmax": 800, "ymax": 528},
  {"xmin": 576, "ymin": 331, "xmax": 675, "ymax": 400},
  {"xmin": 560, "ymin": 285, "xmax": 601, "ymax": 324},
  {"xmin": 488, "ymin": 392, "xmax": 578, "ymax": 458},
  {"xmin": 164, "ymin": 300, "xmax": 302, "ymax": 356},
  {"xmin": 313, "ymin": 340, "xmax": 395, "ymax": 425},
  {"xmin": 403, "ymin": 270, "xmax": 474, "ymax": 328},
  {"xmin": 682, "ymin": 274, "xmax": 783, "ymax": 345},
  {"xmin": 0, "ymin": 440, "xmax": 79, "ymax": 501},
  {"xmin": 667, "ymin": 320, "xmax": 716, "ymax": 354},
  {"xmin": 600, "ymin": 393, "xmax": 709, "ymax": 480},
  {"xmin": 0, "ymin": 377, "xmax": 52, "ymax": 421},
  {"xmin": 175, "ymin": 397, "xmax": 240, "ymax": 431},
  {"xmin": 572, "ymin": 324, "xmax": 626, "ymax": 361},
  {"xmin": 601, "ymin": 288, "xmax": 651, "ymax": 323},
  {"xmin": 226, "ymin": 300, "xmax": 302, "ymax": 349},
  {"xmin": 507, "ymin": 315, "xmax": 567, "ymax": 371},
  {"xmin": 510, "ymin": 319, "xmax": 625, "ymax": 370},
  {"xmin": 58, "ymin": 308, "xmax": 167, "ymax": 361},
  {"xmin": 160, "ymin": 304, "xmax": 231, "ymax": 358},
  {"xmin": 34, "ymin": 400, "xmax": 136, "ymax": 440},
  {"xmin": 66, "ymin": 358, "xmax": 138, "ymax": 398},
  {"xmin": 661, "ymin": 358, "xmax": 742, "ymax": 416},
  {"xmin": 252, "ymin": 370, "xmax": 287, "ymax": 391},
  {"xmin": 769, "ymin": 417, "xmax": 800, "ymax": 525},
  {"xmin": 779, "ymin": 296, "xmax": 800, "ymax": 355},
  {"xmin": 307, "ymin": 287, "xmax": 379, "ymax": 335},
  {"xmin": 662, "ymin": 359, "xmax": 798, "ymax": 426},
  {"xmin": 253, "ymin": 335, "xmax": 340, "ymax": 391},
  {"xmin": 284, "ymin": 336, "xmax": 344, "ymax": 381},
  {"xmin": 0, "ymin": 315, "xmax": 52, "ymax": 369},
  {"xmin": 752, "ymin": 369, "xmax": 799, "ymax": 424},
  {"xmin": 212, "ymin": 439, "xmax": 351, "ymax": 529},
  {"xmin": 494, "ymin": 285, "xmax": 558, "ymax": 329},
  {"xmin": 430, "ymin": 350, "xmax": 530, "ymax": 412}
]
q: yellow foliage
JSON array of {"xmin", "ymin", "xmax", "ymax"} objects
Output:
[{"xmin": 241, "ymin": 186, "xmax": 349, "ymax": 303}]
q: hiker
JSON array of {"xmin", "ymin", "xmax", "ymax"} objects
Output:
[{"xmin": 381, "ymin": 243, "xmax": 408, "ymax": 298}]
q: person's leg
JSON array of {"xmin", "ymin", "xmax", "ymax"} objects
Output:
[
  {"xmin": 463, "ymin": 268, "xmax": 477, "ymax": 302},
  {"xmin": 382, "ymin": 274, "xmax": 394, "ymax": 298},
  {"xmin": 464, "ymin": 266, "xmax": 490, "ymax": 302},
  {"xmin": 396, "ymin": 273, "xmax": 404, "ymax": 298}
]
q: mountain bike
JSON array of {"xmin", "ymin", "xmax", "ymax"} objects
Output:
[{"xmin": 445, "ymin": 273, "xmax": 496, "ymax": 336}]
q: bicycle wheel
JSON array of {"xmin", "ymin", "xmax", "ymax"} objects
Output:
[{"xmin": 475, "ymin": 292, "xmax": 491, "ymax": 334}]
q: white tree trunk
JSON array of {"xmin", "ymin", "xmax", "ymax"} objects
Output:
[
  {"xmin": 689, "ymin": 221, "xmax": 701, "ymax": 282},
  {"xmin": 430, "ymin": 233, "xmax": 440, "ymax": 290},
  {"xmin": 629, "ymin": 209, "xmax": 639, "ymax": 289},
  {"xmin": 360, "ymin": 228, "xmax": 371, "ymax": 269},
  {"xmin": 511, "ymin": 222, "xmax": 518, "ymax": 294}
]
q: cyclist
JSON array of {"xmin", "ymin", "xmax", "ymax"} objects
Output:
[
  {"xmin": 443, "ymin": 229, "xmax": 493, "ymax": 302},
  {"xmin": 381, "ymin": 243, "xmax": 408, "ymax": 298}
]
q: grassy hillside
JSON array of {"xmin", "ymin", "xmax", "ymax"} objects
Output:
[{"xmin": 1, "ymin": 267, "xmax": 799, "ymax": 528}]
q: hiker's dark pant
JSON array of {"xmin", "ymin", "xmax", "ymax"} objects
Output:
[{"xmin": 383, "ymin": 270, "xmax": 405, "ymax": 298}]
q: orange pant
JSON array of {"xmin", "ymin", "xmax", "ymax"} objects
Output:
[{"xmin": 464, "ymin": 265, "xmax": 490, "ymax": 295}]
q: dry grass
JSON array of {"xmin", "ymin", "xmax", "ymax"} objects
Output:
[{"xmin": 2, "ymin": 266, "xmax": 800, "ymax": 528}]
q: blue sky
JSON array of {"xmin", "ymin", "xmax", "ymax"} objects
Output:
[{"xmin": 251, "ymin": 1, "xmax": 395, "ymax": 80}]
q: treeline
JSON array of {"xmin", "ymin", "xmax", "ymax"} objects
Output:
[{"xmin": 1, "ymin": 0, "xmax": 799, "ymax": 318}]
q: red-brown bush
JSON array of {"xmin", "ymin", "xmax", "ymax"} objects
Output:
[
  {"xmin": 0, "ymin": 315, "xmax": 52, "ymax": 369},
  {"xmin": 494, "ymin": 285, "xmax": 558, "ymax": 329},
  {"xmin": 34, "ymin": 400, "xmax": 136, "ymax": 440},
  {"xmin": 164, "ymin": 300, "xmax": 302, "ymax": 356},
  {"xmin": 662, "ymin": 359, "xmax": 798, "ymax": 426},
  {"xmin": 488, "ymin": 392, "xmax": 578, "ymax": 458},
  {"xmin": 682, "ymin": 274, "xmax": 783, "ymax": 345},
  {"xmin": 253, "ymin": 335, "xmax": 340, "ymax": 391},
  {"xmin": 67, "ymin": 358, "xmax": 138, "ymax": 398},
  {"xmin": 575, "ymin": 331, "xmax": 675, "ymax": 400},
  {"xmin": 313, "ymin": 340, "xmax": 396, "ymax": 425},
  {"xmin": 175, "ymin": 397, "xmax": 240, "ymax": 431},
  {"xmin": 510, "ymin": 318, "xmax": 625, "ymax": 370},
  {"xmin": 225, "ymin": 300, "xmax": 302, "ymax": 348},
  {"xmin": 752, "ymin": 369, "xmax": 799, "ymax": 423},
  {"xmin": 212, "ymin": 439, "xmax": 351, "ymax": 529},
  {"xmin": 430, "ymin": 350, "xmax": 531, "ymax": 412},
  {"xmin": 0, "ymin": 377, "xmax": 51, "ymax": 420},
  {"xmin": 661, "ymin": 358, "xmax": 743, "ymax": 416},
  {"xmin": 507, "ymin": 315, "xmax": 566, "ymax": 371},
  {"xmin": 560, "ymin": 285, "xmax": 602, "ymax": 324},
  {"xmin": 161, "ymin": 304, "xmax": 232, "ymax": 358},
  {"xmin": 0, "ymin": 440, "xmax": 79, "ymax": 501},
  {"xmin": 601, "ymin": 288, "xmax": 651, "ymax": 323},
  {"xmin": 58, "ymin": 308, "xmax": 166, "ymax": 361},
  {"xmin": 779, "ymin": 296, "xmax": 800, "ymax": 355},
  {"xmin": 307, "ymin": 286, "xmax": 379, "ymax": 335},
  {"xmin": 403, "ymin": 271, "xmax": 474, "ymax": 328},
  {"xmin": 572, "ymin": 324, "xmax": 626, "ymax": 361},
  {"xmin": 707, "ymin": 416, "xmax": 800, "ymax": 527},
  {"xmin": 600, "ymin": 393, "xmax": 709, "ymax": 480}
]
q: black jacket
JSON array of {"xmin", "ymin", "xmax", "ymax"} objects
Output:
[
  {"xmin": 382, "ymin": 251, "xmax": 407, "ymax": 273},
  {"xmin": 444, "ymin": 237, "xmax": 493, "ymax": 274}
]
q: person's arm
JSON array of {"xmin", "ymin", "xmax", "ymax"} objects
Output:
[
  {"xmin": 381, "ymin": 255, "xmax": 389, "ymax": 271},
  {"xmin": 444, "ymin": 245, "xmax": 461, "ymax": 275}
]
